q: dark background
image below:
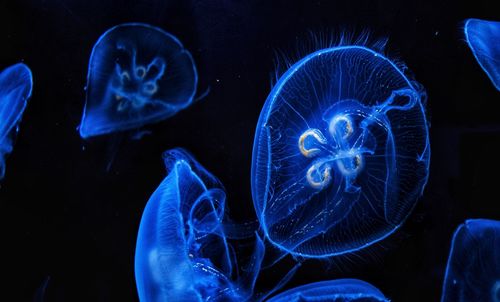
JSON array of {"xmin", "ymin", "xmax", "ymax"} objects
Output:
[{"xmin": 1, "ymin": 0, "xmax": 499, "ymax": 301}]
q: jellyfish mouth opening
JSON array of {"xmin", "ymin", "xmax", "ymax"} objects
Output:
[
  {"xmin": 113, "ymin": 68, "xmax": 162, "ymax": 112},
  {"xmin": 298, "ymin": 112, "xmax": 372, "ymax": 191},
  {"xmin": 111, "ymin": 44, "xmax": 166, "ymax": 113},
  {"xmin": 115, "ymin": 94, "xmax": 151, "ymax": 112},
  {"xmin": 336, "ymin": 152, "xmax": 364, "ymax": 176}
]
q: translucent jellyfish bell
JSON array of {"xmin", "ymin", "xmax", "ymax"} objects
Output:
[
  {"xmin": 464, "ymin": 19, "xmax": 500, "ymax": 91},
  {"xmin": 79, "ymin": 23, "xmax": 197, "ymax": 138},
  {"xmin": 441, "ymin": 219, "xmax": 500, "ymax": 302},
  {"xmin": 252, "ymin": 43, "xmax": 430, "ymax": 257},
  {"xmin": 0, "ymin": 63, "xmax": 33, "ymax": 180},
  {"xmin": 135, "ymin": 149, "xmax": 263, "ymax": 302},
  {"xmin": 267, "ymin": 279, "xmax": 389, "ymax": 302}
]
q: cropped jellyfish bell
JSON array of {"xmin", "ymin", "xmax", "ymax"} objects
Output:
[
  {"xmin": 441, "ymin": 219, "xmax": 500, "ymax": 302},
  {"xmin": 267, "ymin": 279, "xmax": 389, "ymax": 302},
  {"xmin": 134, "ymin": 149, "xmax": 263, "ymax": 302},
  {"xmin": 0, "ymin": 63, "xmax": 33, "ymax": 180},
  {"xmin": 463, "ymin": 18, "xmax": 500, "ymax": 91},
  {"xmin": 252, "ymin": 39, "xmax": 430, "ymax": 257}
]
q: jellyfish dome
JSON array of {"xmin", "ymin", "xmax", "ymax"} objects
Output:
[
  {"xmin": 441, "ymin": 219, "xmax": 500, "ymax": 302},
  {"xmin": 79, "ymin": 23, "xmax": 197, "ymax": 138},
  {"xmin": 251, "ymin": 44, "xmax": 430, "ymax": 257},
  {"xmin": 267, "ymin": 279, "xmax": 389, "ymax": 302},
  {"xmin": 0, "ymin": 63, "xmax": 33, "ymax": 180},
  {"xmin": 464, "ymin": 18, "xmax": 500, "ymax": 91},
  {"xmin": 135, "ymin": 148, "xmax": 262, "ymax": 302}
]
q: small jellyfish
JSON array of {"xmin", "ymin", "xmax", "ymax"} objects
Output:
[
  {"xmin": 252, "ymin": 42, "xmax": 430, "ymax": 257},
  {"xmin": 267, "ymin": 279, "xmax": 389, "ymax": 302},
  {"xmin": 135, "ymin": 148, "xmax": 263, "ymax": 302},
  {"xmin": 79, "ymin": 23, "xmax": 197, "ymax": 138},
  {"xmin": 464, "ymin": 19, "xmax": 500, "ymax": 91},
  {"xmin": 0, "ymin": 63, "xmax": 33, "ymax": 180},
  {"xmin": 441, "ymin": 219, "xmax": 500, "ymax": 302}
]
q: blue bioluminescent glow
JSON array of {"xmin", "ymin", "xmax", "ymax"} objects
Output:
[
  {"xmin": 135, "ymin": 148, "xmax": 263, "ymax": 302},
  {"xmin": 252, "ymin": 43, "xmax": 430, "ymax": 257},
  {"xmin": 464, "ymin": 18, "xmax": 500, "ymax": 91},
  {"xmin": 79, "ymin": 23, "xmax": 197, "ymax": 138},
  {"xmin": 441, "ymin": 219, "xmax": 500, "ymax": 302},
  {"xmin": 267, "ymin": 279, "xmax": 389, "ymax": 302},
  {"xmin": 0, "ymin": 63, "xmax": 33, "ymax": 180}
]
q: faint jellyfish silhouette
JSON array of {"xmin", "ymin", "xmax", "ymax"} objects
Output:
[
  {"xmin": 267, "ymin": 279, "xmax": 389, "ymax": 302},
  {"xmin": 464, "ymin": 19, "xmax": 500, "ymax": 91},
  {"xmin": 441, "ymin": 219, "xmax": 500, "ymax": 302},
  {"xmin": 79, "ymin": 23, "xmax": 197, "ymax": 138},
  {"xmin": 33, "ymin": 276, "xmax": 50, "ymax": 302},
  {"xmin": 135, "ymin": 148, "xmax": 263, "ymax": 302},
  {"xmin": 0, "ymin": 63, "xmax": 33, "ymax": 180},
  {"xmin": 252, "ymin": 40, "xmax": 430, "ymax": 257}
]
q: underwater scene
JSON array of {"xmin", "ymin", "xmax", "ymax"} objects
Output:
[{"xmin": 1, "ymin": 0, "xmax": 499, "ymax": 301}]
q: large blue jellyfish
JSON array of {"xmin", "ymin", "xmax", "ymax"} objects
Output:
[
  {"xmin": 0, "ymin": 63, "xmax": 33, "ymax": 180},
  {"xmin": 441, "ymin": 219, "xmax": 500, "ymax": 302},
  {"xmin": 79, "ymin": 23, "xmax": 197, "ymax": 138},
  {"xmin": 464, "ymin": 19, "xmax": 500, "ymax": 91},
  {"xmin": 267, "ymin": 279, "xmax": 389, "ymax": 302},
  {"xmin": 252, "ymin": 43, "xmax": 430, "ymax": 257},
  {"xmin": 135, "ymin": 148, "xmax": 263, "ymax": 302}
]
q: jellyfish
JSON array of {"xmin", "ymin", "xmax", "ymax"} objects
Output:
[
  {"xmin": 251, "ymin": 42, "xmax": 430, "ymax": 257},
  {"xmin": 79, "ymin": 23, "xmax": 197, "ymax": 138},
  {"xmin": 135, "ymin": 148, "xmax": 263, "ymax": 302},
  {"xmin": 441, "ymin": 219, "xmax": 500, "ymax": 302},
  {"xmin": 0, "ymin": 63, "xmax": 33, "ymax": 180},
  {"xmin": 464, "ymin": 19, "xmax": 500, "ymax": 91},
  {"xmin": 267, "ymin": 279, "xmax": 389, "ymax": 302}
]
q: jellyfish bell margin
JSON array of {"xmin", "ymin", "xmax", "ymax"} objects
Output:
[{"xmin": 267, "ymin": 279, "xmax": 389, "ymax": 302}]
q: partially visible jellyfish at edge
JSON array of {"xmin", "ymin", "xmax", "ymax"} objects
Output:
[
  {"xmin": 252, "ymin": 39, "xmax": 430, "ymax": 257},
  {"xmin": 79, "ymin": 23, "xmax": 198, "ymax": 138},
  {"xmin": 441, "ymin": 219, "xmax": 500, "ymax": 302},
  {"xmin": 0, "ymin": 63, "xmax": 33, "ymax": 180},
  {"xmin": 267, "ymin": 279, "xmax": 389, "ymax": 302},
  {"xmin": 463, "ymin": 19, "xmax": 500, "ymax": 91},
  {"xmin": 134, "ymin": 148, "xmax": 264, "ymax": 302}
]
